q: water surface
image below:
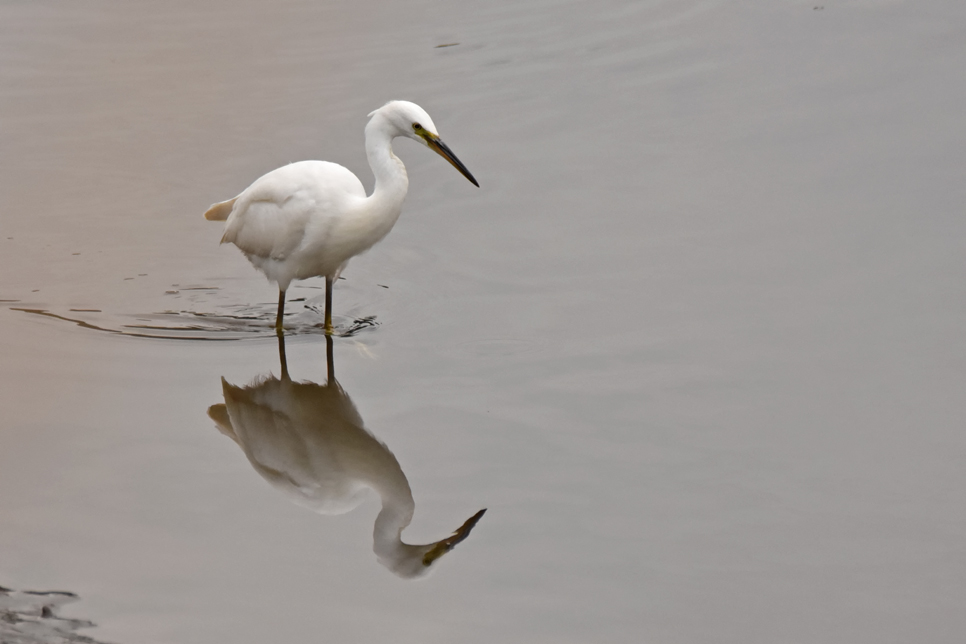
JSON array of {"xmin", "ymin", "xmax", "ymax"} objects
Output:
[{"xmin": 2, "ymin": 1, "xmax": 965, "ymax": 642}]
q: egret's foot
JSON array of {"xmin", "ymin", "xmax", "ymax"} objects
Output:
[{"xmin": 316, "ymin": 316, "xmax": 378, "ymax": 337}]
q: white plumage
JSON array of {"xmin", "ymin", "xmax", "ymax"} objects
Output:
[
  {"xmin": 204, "ymin": 100, "xmax": 478, "ymax": 333},
  {"xmin": 208, "ymin": 335, "xmax": 486, "ymax": 578}
]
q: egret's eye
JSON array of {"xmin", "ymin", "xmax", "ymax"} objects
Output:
[{"xmin": 413, "ymin": 122, "xmax": 422, "ymax": 131}]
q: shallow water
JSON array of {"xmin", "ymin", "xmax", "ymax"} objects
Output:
[
  {"xmin": 2, "ymin": 1, "xmax": 966, "ymax": 642},
  {"xmin": 1, "ymin": 584, "xmax": 110, "ymax": 644}
]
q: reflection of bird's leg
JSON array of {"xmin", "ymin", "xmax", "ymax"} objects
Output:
[
  {"xmin": 324, "ymin": 276, "xmax": 334, "ymax": 335},
  {"xmin": 277, "ymin": 331, "xmax": 290, "ymax": 381},
  {"xmin": 275, "ymin": 289, "xmax": 286, "ymax": 332},
  {"xmin": 325, "ymin": 334, "xmax": 335, "ymax": 383}
]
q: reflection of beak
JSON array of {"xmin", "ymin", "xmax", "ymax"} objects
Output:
[
  {"xmin": 427, "ymin": 137, "xmax": 480, "ymax": 187},
  {"xmin": 422, "ymin": 508, "xmax": 487, "ymax": 566}
]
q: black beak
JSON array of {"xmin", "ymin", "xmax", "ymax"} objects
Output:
[
  {"xmin": 428, "ymin": 138, "xmax": 479, "ymax": 187},
  {"xmin": 421, "ymin": 508, "xmax": 487, "ymax": 566}
]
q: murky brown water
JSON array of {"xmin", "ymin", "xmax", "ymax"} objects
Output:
[{"xmin": 3, "ymin": 1, "xmax": 966, "ymax": 642}]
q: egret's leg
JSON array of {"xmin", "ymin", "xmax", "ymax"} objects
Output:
[
  {"xmin": 324, "ymin": 277, "xmax": 334, "ymax": 335},
  {"xmin": 275, "ymin": 289, "xmax": 286, "ymax": 332},
  {"xmin": 277, "ymin": 331, "xmax": 290, "ymax": 380},
  {"xmin": 324, "ymin": 334, "xmax": 334, "ymax": 383}
]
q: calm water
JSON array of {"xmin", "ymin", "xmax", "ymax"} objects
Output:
[{"xmin": 2, "ymin": 1, "xmax": 965, "ymax": 642}]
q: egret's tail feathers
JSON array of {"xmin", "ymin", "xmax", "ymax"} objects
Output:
[
  {"xmin": 204, "ymin": 197, "xmax": 238, "ymax": 221},
  {"xmin": 207, "ymin": 402, "xmax": 240, "ymax": 444}
]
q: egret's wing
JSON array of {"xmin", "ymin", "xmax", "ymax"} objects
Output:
[
  {"xmin": 221, "ymin": 378, "xmax": 314, "ymax": 483},
  {"xmin": 219, "ymin": 161, "xmax": 366, "ymax": 262},
  {"xmin": 221, "ymin": 195, "xmax": 314, "ymax": 260}
]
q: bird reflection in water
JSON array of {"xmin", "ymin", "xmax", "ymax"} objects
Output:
[{"xmin": 207, "ymin": 335, "xmax": 485, "ymax": 578}]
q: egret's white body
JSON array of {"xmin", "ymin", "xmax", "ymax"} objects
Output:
[
  {"xmin": 207, "ymin": 336, "xmax": 485, "ymax": 578},
  {"xmin": 204, "ymin": 101, "xmax": 478, "ymax": 333}
]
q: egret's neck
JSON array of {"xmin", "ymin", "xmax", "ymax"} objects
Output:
[
  {"xmin": 364, "ymin": 117, "xmax": 409, "ymax": 216},
  {"xmin": 372, "ymin": 481, "xmax": 427, "ymax": 576}
]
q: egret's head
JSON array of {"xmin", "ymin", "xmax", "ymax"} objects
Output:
[
  {"xmin": 369, "ymin": 100, "xmax": 479, "ymax": 187},
  {"xmin": 370, "ymin": 100, "xmax": 438, "ymax": 140},
  {"xmin": 375, "ymin": 508, "xmax": 487, "ymax": 579}
]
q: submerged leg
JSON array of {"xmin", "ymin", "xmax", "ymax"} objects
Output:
[
  {"xmin": 277, "ymin": 331, "xmax": 290, "ymax": 380},
  {"xmin": 324, "ymin": 334, "xmax": 334, "ymax": 383},
  {"xmin": 275, "ymin": 289, "xmax": 286, "ymax": 332},
  {"xmin": 324, "ymin": 276, "xmax": 334, "ymax": 335}
]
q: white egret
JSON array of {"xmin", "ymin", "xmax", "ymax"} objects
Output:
[
  {"xmin": 207, "ymin": 335, "xmax": 485, "ymax": 578},
  {"xmin": 204, "ymin": 100, "xmax": 478, "ymax": 334}
]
